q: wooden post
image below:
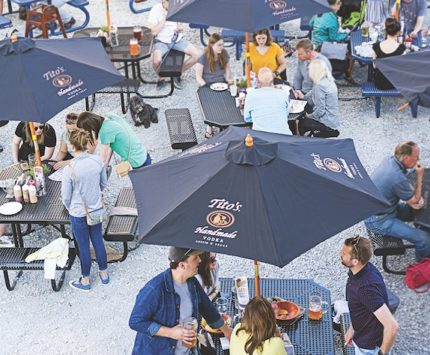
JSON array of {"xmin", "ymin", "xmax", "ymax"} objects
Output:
[
  {"xmin": 254, "ymin": 260, "xmax": 260, "ymax": 297},
  {"xmin": 245, "ymin": 32, "xmax": 251, "ymax": 87},
  {"xmin": 105, "ymin": 0, "xmax": 111, "ymax": 29}
]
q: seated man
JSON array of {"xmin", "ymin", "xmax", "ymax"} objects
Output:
[
  {"xmin": 51, "ymin": 0, "xmax": 76, "ymax": 29},
  {"xmin": 129, "ymin": 247, "xmax": 231, "ymax": 354},
  {"xmin": 365, "ymin": 141, "xmax": 430, "ymax": 261},
  {"xmin": 293, "ymin": 39, "xmax": 332, "ymax": 98},
  {"xmin": 148, "ymin": 0, "xmax": 200, "ymax": 90},
  {"xmin": 244, "ymin": 67, "xmax": 292, "ymax": 135}
]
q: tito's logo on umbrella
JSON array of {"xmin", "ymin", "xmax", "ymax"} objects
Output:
[
  {"xmin": 207, "ymin": 211, "xmax": 235, "ymax": 228},
  {"xmin": 268, "ymin": 0, "xmax": 287, "ymax": 10}
]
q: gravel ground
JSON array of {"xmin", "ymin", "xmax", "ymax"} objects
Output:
[{"xmin": 1, "ymin": 1, "xmax": 429, "ymax": 354}]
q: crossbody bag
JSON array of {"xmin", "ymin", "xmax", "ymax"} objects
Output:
[{"xmin": 113, "ymin": 123, "xmax": 133, "ymax": 177}]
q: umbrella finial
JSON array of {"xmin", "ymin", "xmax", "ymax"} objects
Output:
[
  {"xmin": 10, "ymin": 34, "xmax": 18, "ymax": 43},
  {"xmin": 245, "ymin": 134, "xmax": 254, "ymax": 148}
]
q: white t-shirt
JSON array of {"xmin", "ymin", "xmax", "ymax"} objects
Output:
[{"xmin": 148, "ymin": 3, "xmax": 183, "ymax": 44}]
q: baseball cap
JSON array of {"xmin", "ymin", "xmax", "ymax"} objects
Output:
[{"xmin": 168, "ymin": 247, "xmax": 203, "ymax": 263}]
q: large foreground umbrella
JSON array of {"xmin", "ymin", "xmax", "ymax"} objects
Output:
[
  {"xmin": 375, "ymin": 50, "xmax": 430, "ymax": 108},
  {"xmin": 167, "ymin": 0, "xmax": 330, "ymax": 85},
  {"xmin": 130, "ymin": 127, "xmax": 388, "ymax": 294},
  {"xmin": 0, "ymin": 36, "xmax": 123, "ymax": 165}
]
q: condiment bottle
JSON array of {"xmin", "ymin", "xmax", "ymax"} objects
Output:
[
  {"xmin": 28, "ymin": 185, "xmax": 38, "ymax": 204},
  {"xmin": 14, "ymin": 185, "xmax": 23, "ymax": 203},
  {"xmin": 22, "ymin": 185, "xmax": 30, "ymax": 203}
]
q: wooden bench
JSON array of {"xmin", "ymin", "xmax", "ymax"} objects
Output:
[
  {"xmin": 157, "ymin": 49, "xmax": 185, "ymax": 97},
  {"xmin": 104, "ymin": 187, "xmax": 138, "ymax": 263},
  {"xmin": 165, "ymin": 108, "xmax": 198, "ymax": 151},
  {"xmin": 0, "ymin": 14, "xmax": 12, "ymax": 29},
  {"xmin": 361, "ymin": 81, "xmax": 418, "ymax": 118},
  {"xmin": 367, "ymin": 230, "xmax": 414, "ymax": 275},
  {"xmin": 0, "ymin": 247, "xmax": 76, "ymax": 291},
  {"xmin": 85, "ymin": 78, "xmax": 141, "ymax": 114}
]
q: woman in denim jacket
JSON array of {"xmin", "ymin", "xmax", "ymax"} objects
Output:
[{"xmin": 61, "ymin": 129, "xmax": 108, "ymax": 292}]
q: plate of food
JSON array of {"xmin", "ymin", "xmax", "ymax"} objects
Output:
[
  {"xmin": 210, "ymin": 82, "xmax": 229, "ymax": 91},
  {"xmin": 201, "ymin": 313, "xmax": 232, "ymax": 334},
  {"xmin": 0, "ymin": 201, "xmax": 23, "ymax": 216},
  {"xmin": 289, "ymin": 99, "xmax": 306, "ymax": 114},
  {"xmin": 272, "ymin": 300, "xmax": 304, "ymax": 324}
]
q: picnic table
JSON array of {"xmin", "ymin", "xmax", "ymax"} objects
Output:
[
  {"xmin": 211, "ymin": 277, "xmax": 334, "ymax": 355},
  {"xmin": 0, "ymin": 164, "xmax": 69, "ymax": 247}
]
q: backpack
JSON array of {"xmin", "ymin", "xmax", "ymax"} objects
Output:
[
  {"xmin": 405, "ymin": 258, "xmax": 430, "ymax": 293},
  {"xmin": 129, "ymin": 96, "xmax": 158, "ymax": 128}
]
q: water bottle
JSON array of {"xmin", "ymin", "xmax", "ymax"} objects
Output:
[{"xmin": 110, "ymin": 25, "xmax": 119, "ymax": 47}]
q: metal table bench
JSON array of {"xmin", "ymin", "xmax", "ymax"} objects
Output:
[
  {"xmin": 157, "ymin": 49, "xmax": 185, "ymax": 97},
  {"xmin": 128, "ymin": 0, "xmax": 151, "ymax": 14},
  {"xmin": 85, "ymin": 78, "xmax": 141, "ymax": 114},
  {"xmin": 0, "ymin": 15, "xmax": 12, "ymax": 29},
  {"xmin": 340, "ymin": 313, "xmax": 355, "ymax": 355},
  {"xmin": 0, "ymin": 247, "xmax": 76, "ymax": 291},
  {"xmin": 104, "ymin": 187, "xmax": 138, "ymax": 263},
  {"xmin": 367, "ymin": 230, "xmax": 414, "ymax": 275},
  {"xmin": 216, "ymin": 278, "xmax": 334, "ymax": 355},
  {"xmin": 361, "ymin": 81, "xmax": 418, "ymax": 118},
  {"xmin": 165, "ymin": 108, "xmax": 198, "ymax": 151}
]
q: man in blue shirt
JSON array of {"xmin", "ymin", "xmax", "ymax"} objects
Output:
[
  {"xmin": 341, "ymin": 236, "xmax": 398, "ymax": 355},
  {"xmin": 391, "ymin": 0, "xmax": 427, "ymax": 46},
  {"xmin": 244, "ymin": 67, "xmax": 293, "ymax": 135},
  {"xmin": 365, "ymin": 141, "xmax": 430, "ymax": 260},
  {"xmin": 129, "ymin": 247, "xmax": 231, "ymax": 354}
]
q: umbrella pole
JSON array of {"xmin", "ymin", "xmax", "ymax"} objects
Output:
[
  {"xmin": 254, "ymin": 260, "xmax": 260, "ymax": 297},
  {"xmin": 105, "ymin": 0, "xmax": 111, "ymax": 29},
  {"xmin": 29, "ymin": 122, "xmax": 42, "ymax": 167},
  {"xmin": 245, "ymin": 32, "xmax": 251, "ymax": 87}
]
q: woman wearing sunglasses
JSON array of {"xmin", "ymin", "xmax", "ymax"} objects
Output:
[
  {"xmin": 12, "ymin": 121, "xmax": 57, "ymax": 163},
  {"xmin": 195, "ymin": 252, "xmax": 221, "ymax": 301},
  {"xmin": 51, "ymin": 113, "xmax": 79, "ymax": 170}
]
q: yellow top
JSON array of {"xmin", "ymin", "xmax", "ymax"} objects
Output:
[
  {"xmin": 229, "ymin": 323, "xmax": 287, "ymax": 355},
  {"xmin": 249, "ymin": 43, "xmax": 283, "ymax": 75}
]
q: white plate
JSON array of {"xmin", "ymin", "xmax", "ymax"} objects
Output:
[
  {"xmin": 0, "ymin": 202, "xmax": 23, "ymax": 216},
  {"xmin": 289, "ymin": 99, "xmax": 307, "ymax": 114},
  {"xmin": 274, "ymin": 84, "xmax": 292, "ymax": 92},
  {"xmin": 210, "ymin": 82, "xmax": 229, "ymax": 91}
]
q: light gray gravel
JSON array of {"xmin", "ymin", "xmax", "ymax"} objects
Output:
[{"xmin": 0, "ymin": 1, "xmax": 429, "ymax": 354}]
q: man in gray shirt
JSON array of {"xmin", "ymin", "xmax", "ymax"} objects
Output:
[{"xmin": 293, "ymin": 38, "xmax": 332, "ymax": 96}]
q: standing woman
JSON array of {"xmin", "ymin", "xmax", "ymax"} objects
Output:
[
  {"xmin": 249, "ymin": 28, "xmax": 287, "ymax": 82},
  {"xmin": 77, "ymin": 112, "xmax": 151, "ymax": 169},
  {"xmin": 12, "ymin": 122, "xmax": 57, "ymax": 163},
  {"xmin": 195, "ymin": 252, "xmax": 221, "ymax": 301},
  {"xmin": 62, "ymin": 129, "xmax": 108, "ymax": 291},
  {"xmin": 230, "ymin": 296, "xmax": 286, "ymax": 355},
  {"xmin": 297, "ymin": 59, "xmax": 341, "ymax": 138},
  {"xmin": 195, "ymin": 33, "xmax": 232, "ymax": 138}
]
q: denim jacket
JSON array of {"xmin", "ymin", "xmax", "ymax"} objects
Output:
[{"xmin": 129, "ymin": 269, "xmax": 224, "ymax": 355}]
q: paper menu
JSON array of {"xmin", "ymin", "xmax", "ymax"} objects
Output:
[{"xmin": 234, "ymin": 276, "xmax": 250, "ymax": 310}]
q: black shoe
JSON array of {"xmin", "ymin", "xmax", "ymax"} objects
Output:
[
  {"xmin": 0, "ymin": 144, "xmax": 3, "ymax": 153},
  {"xmin": 64, "ymin": 17, "xmax": 76, "ymax": 30},
  {"xmin": 156, "ymin": 80, "xmax": 166, "ymax": 91},
  {"xmin": 173, "ymin": 77, "xmax": 183, "ymax": 90}
]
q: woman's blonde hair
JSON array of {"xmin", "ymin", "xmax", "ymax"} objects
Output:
[
  {"xmin": 309, "ymin": 59, "xmax": 334, "ymax": 84},
  {"xmin": 205, "ymin": 33, "xmax": 228, "ymax": 72},
  {"xmin": 22, "ymin": 122, "xmax": 49, "ymax": 147},
  {"xmin": 235, "ymin": 296, "xmax": 278, "ymax": 354},
  {"xmin": 69, "ymin": 128, "xmax": 92, "ymax": 152}
]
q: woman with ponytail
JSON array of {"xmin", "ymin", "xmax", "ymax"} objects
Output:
[{"xmin": 61, "ymin": 128, "xmax": 109, "ymax": 292}]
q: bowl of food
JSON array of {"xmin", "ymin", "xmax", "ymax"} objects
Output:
[
  {"xmin": 201, "ymin": 313, "xmax": 232, "ymax": 334},
  {"xmin": 272, "ymin": 301, "xmax": 300, "ymax": 322}
]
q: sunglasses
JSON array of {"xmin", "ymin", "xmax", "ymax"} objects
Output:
[
  {"xmin": 34, "ymin": 125, "xmax": 45, "ymax": 131},
  {"xmin": 66, "ymin": 119, "xmax": 77, "ymax": 125},
  {"xmin": 351, "ymin": 236, "xmax": 361, "ymax": 258}
]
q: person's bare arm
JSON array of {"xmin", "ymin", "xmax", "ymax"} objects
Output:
[
  {"xmin": 156, "ymin": 324, "xmax": 196, "ymax": 345},
  {"xmin": 195, "ymin": 63, "xmax": 206, "ymax": 86},
  {"xmin": 373, "ymin": 304, "xmax": 399, "ymax": 354},
  {"xmin": 219, "ymin": 324, "xmax": 232, "ymax": 340},
  {"xmin": 224, "ymin": 62, "xmax": 232, "ymax": 82},
  {"xmin": 99, "ymin": 144, "xmax": 113, "ymax": 167},
  {"xmin": 407, "ymin": 163, "xmax": 425, "ymax": 206},
  {"xmin": 12, "ymin": 135, "xmax": 21, "ymax": 163},
  {"xmin": 276, "ymin": 54, "xmax": 287, "ymax": 75},
  {"xmin": 40, "ymin": 146, "xmax": 55, "ymax": 161},
  {"xmin": 411, "ymin": 16, "xmax": 425, "ymax": 37},
  {"xmin": 344, "ymin": 324, "xmax": 354, "ymax": 347}
]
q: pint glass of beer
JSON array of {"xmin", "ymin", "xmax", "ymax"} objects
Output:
[
  {"xmin": 361, "ymin": 22, "xmax": 370, "ymax": 37},
  {"xmin": 182, "ymin": 317, "xmax": 198, "ymax": 348},
  {"xmin": 129, "ymin": 38, "xmax": 140, "ymax": 56},
  {"xmin": 133, "ymin": 26, "xmax": 142, "ymax": 42},
  {"xmin": 308, "ymin": 292, "xmax": 328, "ymax": 321}
]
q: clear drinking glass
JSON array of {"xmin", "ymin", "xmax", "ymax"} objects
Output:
[
  {"xmin": 182, "ymin": 317, "xmax": 198, "ymax": 349},
  {"xmin": 216, "ymin": 297, "xmax": 228, "ymax": 313}
]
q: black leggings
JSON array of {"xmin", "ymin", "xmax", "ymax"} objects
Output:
[{"xmin": 298, "ymin": 118, "xmax": 340, "ymax": 138}]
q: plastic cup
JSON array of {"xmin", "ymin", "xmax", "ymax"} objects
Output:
[
  {"xmin": 133, "ymin": 26, "xmax": 142, "ymax": 42},
  {"xmin": 129, "ymin": 38, "xmax": 140, "ymax": 56},
  {"xmin": 182, "ymin": 317, "xmax": 197, "ymax": 349}
]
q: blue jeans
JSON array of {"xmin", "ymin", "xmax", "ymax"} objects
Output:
[
  {"xmin": 353, "ymin": 342, "xmax": 389, "ymax": 355},
  {"xmin": 70, "ymin": 216, "xmax": 107, "ymax": 277},
  {"xmin": 364, "ymin": 203, "xmax": 430, "ymax": 260}
]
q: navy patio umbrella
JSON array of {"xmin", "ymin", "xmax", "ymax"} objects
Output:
[
  {"xmin": 375, "ymin": 50, "xmax": 430, "ymax": 108},
  {"xmin": 129, "ymin": 127, "xmax": 388, "ymax": 293},
  {"xmin": 167, "ymin": 0, "xmax": 330, "ymax": 34},
  {"xmin": 0, "ymin": 36, "xmax": 124, "ymax": 123}
]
